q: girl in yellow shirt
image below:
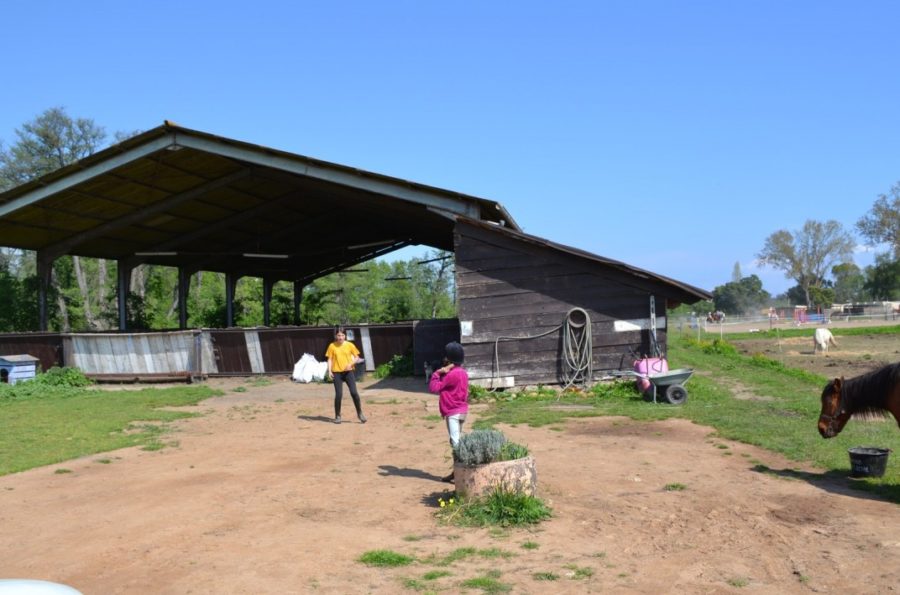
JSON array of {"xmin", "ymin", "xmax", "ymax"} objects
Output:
[{"xmin": 325, "ymin": 329, "xmax": 366, "ymax": 424}]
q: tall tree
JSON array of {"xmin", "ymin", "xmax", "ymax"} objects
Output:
[
  {"xmin": 0, "ymin": 107, "xmax": 110, "ymax": 330},
  {"xmin": 756, "ymin": 219, "xmax": 855, "ymax": 308},
  {"xmin": 864, "ymin": 255, "xmax": 900, "ymax": 301},
  {"xmin": 831, "ymin": 263, "xmax": 867, "ymax": 303},
  {"xmin": 0, "ymin": 107, "xmax": 106, "ymax": 190},
  {"xmin": 712, "ymin": 274, "xmax": 770, "ymax": 315},
  {"xmin": 857, "ymin": 181, "xmax": 900, "ymax": 258},
  {"xmin": 730, "ymin": 262, "xmax": 742, "ymax": 283}
]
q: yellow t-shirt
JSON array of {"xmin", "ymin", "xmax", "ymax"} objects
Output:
[{"xmin": 325, "ymin": 341, "xmax": 361, "ymax": 373}]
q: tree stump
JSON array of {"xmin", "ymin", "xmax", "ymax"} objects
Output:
[{"xmin": 452, "ymin": 456, "xmax": 536, "ymax": 499}]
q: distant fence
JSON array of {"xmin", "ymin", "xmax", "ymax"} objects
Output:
[
  {"xmin": 674, "ymin": 308, "xmax": 900, "ymax": 335},
  {"xmin": 0, "ymin": 320, "xmax": 461, "ymax": 380}
]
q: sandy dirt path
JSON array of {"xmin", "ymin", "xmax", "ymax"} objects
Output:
[{"xmin": 1, "ymin": 376, "xmax": 898, "ymax": 594}]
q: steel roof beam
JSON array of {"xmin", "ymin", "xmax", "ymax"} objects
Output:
[
  {"xmin": 41, "ymin": 168, "xmax": 251, "ymax": 261},
  {"xmin": 176, "ymin": 135, "xmax": 483, "ymax": 221},
  {"xmin": 0, "ymin": 134, "xmax": 177, "ymax": 218}
]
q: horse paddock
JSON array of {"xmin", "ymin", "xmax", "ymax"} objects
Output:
[{"xmin": 1, "ymin": 376, "xmax": 898, "ymax": 594}]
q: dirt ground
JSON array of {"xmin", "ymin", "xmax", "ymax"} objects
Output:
[
  {"xmin": 1, "ymin": 372, "xmax": 899, "ymax": 595},
  {"xmin": 729, "ymin": 329, "xmax": 900, "ymax": 380}
]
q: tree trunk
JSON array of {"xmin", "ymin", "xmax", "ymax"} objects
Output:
[
  {"xmin": 97, "ymin": 258, "xmax": 108, "ymax": 329},
  {"xmin": 50, "ymin": 269, "xmax": 70, "ymax": 331},
  {"xmin": 131, "ymin": 265, "xmax": 146, "ymax": 299},
  {"xmin": 73, "ymin": 256, "xmax": 97, "ymax": 329}
]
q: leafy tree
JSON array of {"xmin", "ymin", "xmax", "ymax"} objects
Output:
[
  {"xmin": 831, "ymin": 263, "xmax": 867, "ymax": 303},
  {"xmin": 756, "ymin": 219, "xmax": 855, "ymax": 308},
  {"xmin": 863, "ymin": 255, "xmax": 900, "ymax": 301},
  {"xmin": 0, "ymin": 107, "xmax": 105, "ymax": 190},
  {"xmin": 0, "ymin": 107, "xmax": 111, "ymax": 330},
  {"xmin": 807, "ymin": 286, "xmax": 835, "ymax": 309},
  {"xmin": 712, "ymin": 275, "xmax": 770, "ymax": 315},
  {"xmin": 730, "ymin": 262, "xmax": 742, "ymax": 283},
  {"xmin": 857, "ymin": 181, "xmax": 900, "ymax": 258}
]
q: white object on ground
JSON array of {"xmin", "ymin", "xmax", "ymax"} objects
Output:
[
  {"xmin": 291, "ymin": 353, "xmax": 328, "ymax": 383},
  {"xmin": 0, "ymin": 580, "xmax": 83, "ymax": 594}
]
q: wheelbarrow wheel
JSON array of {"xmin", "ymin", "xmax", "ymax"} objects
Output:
[{"xmin": 664, "ymin": 384, "xmax": 688, "ymax": 405}]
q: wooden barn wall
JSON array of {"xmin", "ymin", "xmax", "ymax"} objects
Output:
[
  {"xmin": 63, "ymin": 331, "xmax": 209, "ymax": 379},
  {"xmin": 455, "ymin": 222, "xmax": 676, "ymax": 386},
  {"xmin": 413, "ymin": 319, "xmax": 461, "ymax": 375},
  {"xmin": 209, "ymin": 325, "xmax": 416, "ymax": 375},
  {"xmin": 0, "ymin": 323, "xmax": 447, "ymax": 379},
  {"xmin": 0, "ymin": 333, "xmax": 63, "ymax": 372}
]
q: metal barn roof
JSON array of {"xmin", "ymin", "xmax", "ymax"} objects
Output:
[{"xmin": 0, "ymin": 122, "xmax": 519, "ymax": 284}]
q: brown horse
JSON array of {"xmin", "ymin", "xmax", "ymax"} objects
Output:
[{"xmin": 818, "ymin": 362, "xmax": 900, "ymax": 438}]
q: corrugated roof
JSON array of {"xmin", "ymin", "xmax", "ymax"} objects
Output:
[
  {"xmin": 0, "ymin": 122, "xmax": 709, "ymax": 303},
  {"xmin": 0, "ymin": 122, "xmax": 518, "ymax": 283}
]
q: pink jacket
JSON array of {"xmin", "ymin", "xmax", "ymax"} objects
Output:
[{"xmin": 429, "ymin": 366, "xmax": 469, "ymax": 417}]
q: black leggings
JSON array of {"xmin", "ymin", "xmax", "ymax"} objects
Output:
[{"xmin": 332, "ymin": 371, "xmax": 362, "ymax": 416}]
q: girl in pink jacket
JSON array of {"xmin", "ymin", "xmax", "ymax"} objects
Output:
[{"xmin": 429, "ymin": 341, "xmax": 469, "ymax": 482}]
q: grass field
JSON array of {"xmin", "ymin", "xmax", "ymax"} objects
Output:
[
  {"xmin": 473, "ymin": 327, "xmax": 900, "ymax": 503},
  {"xmin": 0, "ymin": 384, "xmax": 221, "ymax": 475}
]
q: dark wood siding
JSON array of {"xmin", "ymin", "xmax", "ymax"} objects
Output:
[
  {"xmin": 0, "ymin": 333, "xmax": 63, "ymax": 372},
  {"xmin": 209, "ymin": 330, "xmax": 253, "ymax": 374},
  {"xmin": 455, "ymin": 221, "xmax": 673, "ymax": 386},
  {"xmin": 413, "ymin": 319, "xmax": 461, "ymax": 375}
]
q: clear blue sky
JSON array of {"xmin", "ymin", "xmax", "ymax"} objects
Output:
[{"xmin": 2, "ymin": 0, "xmax": 897, "ymax": 296}]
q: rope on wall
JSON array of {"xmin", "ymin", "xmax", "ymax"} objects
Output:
[{"xmin": 491, "ymin": 308, "xmax": 593, "ymax": 390}]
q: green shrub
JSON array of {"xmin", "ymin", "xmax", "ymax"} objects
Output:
[
  {"xmin": 468, "ymin": 383, "xmax": 490, "ymax": 400},
  {"xmin": 33, "ymin": 366, "xmax": 93, "ymax": 387},
  {"xmin": 0, "ymin": 366, "xmax": 94, "ymax": 401},
  {"xmin": 456, "ymin": 429, "xmax": 528, "ymax": 465},
  {"xmin": 498, "ymin": 441, "xmax": 529, "ymax": 461},
  {"xmin": 373, "ymin": 353, "xmax": 414, "ymax": 379},
  {"xmin": 456, "ymin": 429, "xmax": 506, "ymax": 465}
]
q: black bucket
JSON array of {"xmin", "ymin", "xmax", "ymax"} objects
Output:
[{"xmin": 848, "ymin": 447, "xmax": 890, "ymax": 478}]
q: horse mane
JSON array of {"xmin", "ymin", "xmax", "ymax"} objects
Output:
[{"xmin": 838, "ymin": 362, "xmax": 900, "ymax": 419}]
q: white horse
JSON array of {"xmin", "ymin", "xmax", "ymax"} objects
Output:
[{"xmin": 813, "ymin": 328, "xmax": 837, "ymax": 354}]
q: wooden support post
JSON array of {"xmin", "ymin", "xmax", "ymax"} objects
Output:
[
  {"xmin": 178, "ymin": 268, "xmax": 190, "ymax": 330},
  {"xmin": 293, "ymin": 281, "xmax": 305, "ymax": 325},
  {"xmin": 225, "ymin": 273, "xmax": 238, "ymax": 328},
  {"xmin": 36, "ymin": 252, "xmax": 53, "ymax": 332}
]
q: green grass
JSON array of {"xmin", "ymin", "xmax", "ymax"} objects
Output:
[
  {"xmin": 533, "ymin": 571, "xmax": 559, "ymax": 580},
  {"xmin": 460, "ymin": 571, "xmax": 511, "ymax": 593},
  {"xmin": 471, "ymin": 330, "xmax": 900, "ymax": 503},
  {"xmin": 436, "ymin": 490, "xmax": 552, "ymax": 527},
  {"xmin": 0, "ymin": 385, "xmax": 221, "ymax": 475},
  {"xmin": 564, "ymin": 564, "xmax": 594, "ymax": 579},
  {"xmin": 358, "ymin": 549, "xmax": 415, "ymax": 567}
]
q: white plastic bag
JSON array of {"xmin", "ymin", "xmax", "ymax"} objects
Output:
[
  {"xmin": 292, "ymin": 353, "xmax": 319, "ymax": 383},
  {"xmin": 311, "ymin": 360, "xmax": 328, "ymax": 382}
]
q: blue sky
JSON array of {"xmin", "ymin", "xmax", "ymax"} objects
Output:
[{"xmin": 2, "ymin": 0, "xmax": 897, "ymax": 295}]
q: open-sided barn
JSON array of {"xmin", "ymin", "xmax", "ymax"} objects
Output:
[{"xmin": 0, "ymin": 123, "xmax": 710, "ymax": 385}]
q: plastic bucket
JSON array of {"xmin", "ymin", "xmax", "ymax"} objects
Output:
[
  {"xmin": 633, "ymin": 357, "xmax": 668, "ymax": 394},
  {"xmin": 847, "ymin": 447, "xmax": 890, "ymax": 478}
]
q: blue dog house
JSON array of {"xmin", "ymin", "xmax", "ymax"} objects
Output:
[{"xmin": 0, "ymin": 354, "xmax": 39, "ymax": 385}]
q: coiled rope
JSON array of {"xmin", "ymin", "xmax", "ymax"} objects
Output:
[{"xmin": 491, "ymin": 307, "xmax": 593, "ymax": 390}]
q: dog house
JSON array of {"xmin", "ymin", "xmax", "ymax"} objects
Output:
[{"xmin": 0, "ymin": 354, "xmax": 40, "ymax": 385}]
